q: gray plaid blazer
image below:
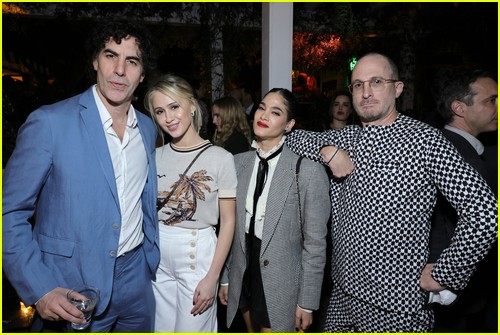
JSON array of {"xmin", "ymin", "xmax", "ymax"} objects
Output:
[{"xmin": 223, "ymin": 144, "xmax": 330, "ymax": 332}]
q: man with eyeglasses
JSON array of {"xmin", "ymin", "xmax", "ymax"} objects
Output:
[{"xmin": 286, "ymin": 52, "xmax": 497, "ymax": 332}]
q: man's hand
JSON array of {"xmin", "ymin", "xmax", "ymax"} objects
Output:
[
  {"xmin": 320, "ymin": 146, "xmax": 354, "ymax": 178},
  {"xmin": 36, "ymin": 287, "xmax": 85, "ymax": 324},
  {"xmin": 420, "ymin": 263, "xmax": 446, "ymax": 292}
]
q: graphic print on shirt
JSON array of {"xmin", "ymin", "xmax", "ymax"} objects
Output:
[{"xmin": 158, "ymin": 170, "xmax": 213, "ymax": 225}]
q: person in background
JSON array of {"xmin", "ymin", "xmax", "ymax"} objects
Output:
[
  {"xmin": 286, "ymin": 52, "xmax": 498, "ymax": 332},
  {"xmin": 211, "ymin": 95, "xmax": 252, "ymax": 332},
  {"xmin": 240, "ymin": 84, "xmax": 259, "ymax": 123},
  {"xmin": 191, "ymin": 78, "xmax": 212, "ymax": 140},
  {"xmin": 228, "ymin": 86, "xmax": 242, "ymax": 104},
  {"xmin": 326, "ymin": 91, "xmax": 355, "ymax": 130},
  {"xmin": 144, "ymin": 74, "xmax": 236, "ymax": 332},
  {"xmin": 219, "ymin": 88, "xmax": 330, "ymax": 332},
  {"xmin": 212, "ymin": 96, "xmax": 252, "ymax": 155},
  {"xmin": 314, "ymin": 91, "xmax": 355, "ymax": 331},
  {"xmin": 428, "ymin": 67, "xmax": 498, "ymax": 332},
  {"xmin": 2, "ymin": 21, "xmax": 160, "ymax": 332},
  {"xmin": 229, "ymin": 83, "xmax": 259, "ymax": 127}
]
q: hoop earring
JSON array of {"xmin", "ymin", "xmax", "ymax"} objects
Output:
[{"xmin": 191, "ymin": 111, "xmax": 195, "ymax": 117}]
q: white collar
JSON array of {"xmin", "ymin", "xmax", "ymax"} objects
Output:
[
  {"xmin": 444, "ymin": 125, "xmax": 484, "ymax": 155},
  {"xmin": 93, "ymin": 85, "xmax": 137, "ymax": 130},
  {"xmin": 251, "ymin": 136, "xmax": 286, "ymax": 159}
]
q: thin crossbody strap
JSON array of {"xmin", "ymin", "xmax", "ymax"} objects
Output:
[
  {"xmin": 156, "ymin": 144, "xmax": 213, "ymax": 212},
  {"xmin": 295, "ymin": 156, "xmax": 304, "ymax": 243}
]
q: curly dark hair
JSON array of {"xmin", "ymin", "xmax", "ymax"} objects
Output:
[{"xmin": 86, "ymin": 20, "xmax": 154, "ymax": 76}]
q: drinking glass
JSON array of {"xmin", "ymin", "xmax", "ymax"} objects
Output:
[{"xmin": 66, "ymin": 285, "xmax": 99, "ymax": 330}]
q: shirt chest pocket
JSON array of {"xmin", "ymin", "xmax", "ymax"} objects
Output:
[
  {"xmin": 371, "ymin": 160, "xmax": 400, "ymax": 174},
  {"xmin": 368, "ymin": 158, "xmax": 427, "ymax": 196},
  {"xmin": 365, "ymin": 160, "xmax": 406, "ymax": 192}
]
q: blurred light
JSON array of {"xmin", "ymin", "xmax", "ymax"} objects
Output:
[
  {"xmin": 20, "ymin": 301, "xmax": 34, "ymax": 317},
  {"xmin": 2, "ymin": 3, "xmax": 28, "ymax": 14},
  {"xmin": 293, "ymin": 32, "xmax": 342, "ymax": 69},
  {"xmin": 349, "ymin": 57, "xmax": 357, "ymax": 71}
]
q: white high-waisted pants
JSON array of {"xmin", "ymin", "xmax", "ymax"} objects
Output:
[{"xmin": 153, "ymin": 225, "xmax": 218, "ymax": 332}]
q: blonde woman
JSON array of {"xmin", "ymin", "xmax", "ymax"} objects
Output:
[
  {"xmin": 212, "ymin": 96, "xmax": 252, "ymax": 155},
  {"xmin": 144, "ymin": 74, "xmax": 237, "ymax": 332}
]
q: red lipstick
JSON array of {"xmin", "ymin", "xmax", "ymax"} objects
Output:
[{"xmin": 257, "ymin": 121, "xmax": 268, "ymax": 128}]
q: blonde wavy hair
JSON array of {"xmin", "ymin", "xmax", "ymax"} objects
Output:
[
  {"xmin": 144, "ymin": 74, "xmax": 203, "ymax": 141},
  {"xmin": 212, "ymin": 96, "xmax": 252, "ymax": 147}
]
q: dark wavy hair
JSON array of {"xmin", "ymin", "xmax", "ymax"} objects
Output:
[
  {"xmin": 327, "ymin": 90, "xmax": 353, "ymax": 123},
  {"xmin": 86, "ymin": 20, "xmax": 154, "ymax": 77}
]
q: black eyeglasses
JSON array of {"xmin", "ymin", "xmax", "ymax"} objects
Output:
[{"xmin": 349, "ymin": 77, "xmax": 400, "ymax": 93}]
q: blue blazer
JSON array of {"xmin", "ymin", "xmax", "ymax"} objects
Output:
[{"xmin": 2, "ymin": 87, "xmax": 160, "ymax": 315}]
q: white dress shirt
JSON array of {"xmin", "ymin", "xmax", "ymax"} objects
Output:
[
  {"xmin": 245, "ymin": 137, "xmax": 285, "ymax": 240},
  {"xmin": 93, "ymin": 86, "xmax": 147, "ymax": 256}
]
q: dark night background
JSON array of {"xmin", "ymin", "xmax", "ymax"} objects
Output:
[{"xmin": 2, "ymin": 2, "xmax": 498, "ymax": 332}]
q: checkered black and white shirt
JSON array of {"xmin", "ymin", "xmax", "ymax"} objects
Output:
[{"xmin": 286, "ymin": 113, "xmax": 497, "ymax": 314}]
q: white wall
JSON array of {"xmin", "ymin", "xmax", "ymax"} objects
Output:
[{"xmin": 261, "ymin": 3, "xmax": 293, "ymax": 96}]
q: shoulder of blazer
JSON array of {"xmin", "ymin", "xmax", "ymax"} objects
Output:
[
  {"xmin": 441, "ymin": 129, "xmax": 478, "ymax": 158},
  {"xmin": 234, "ymin": 150, "xmax": 255, "ymax": 166},
  {"xmin": 76, "ymin": 86, "xmax": 97, "ymax": 110},
  {"xmin": 136, "ymin": 109, "xmax": 156, "ymax": 134},
  {"xmin": 290, "ymin": 151, "xmax": 325, "ymax": 182},
  {"xmin": 33, "ymin": 87, "xmax": 93, "ymax": 117},
  {"xmin": 136, "ymin": 108, "xmax": 153, "ymax": 123},
  {"xmin": 283, "ymin": 144, "xmax": 314, "ymax": 171}
]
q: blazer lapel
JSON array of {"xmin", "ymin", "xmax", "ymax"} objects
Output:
[
  {"xmin": 260, "ymin": 147, "xmax": 295, "ymax": 256},
  {"xmin": 78, "ymin": 89, "xmax": 120, "ymax": 210},
  {"xmin": 236, "ymin": 152, "xmax": 255, "ymax": 255},
  {"xmin": 136, "ymin": 114, "xmax": 157, "ymax": 217}
]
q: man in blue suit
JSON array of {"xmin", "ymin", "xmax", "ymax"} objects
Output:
[{"xmin": 2, "ymin": 20, "xmax": 160, "ymax": 332}]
